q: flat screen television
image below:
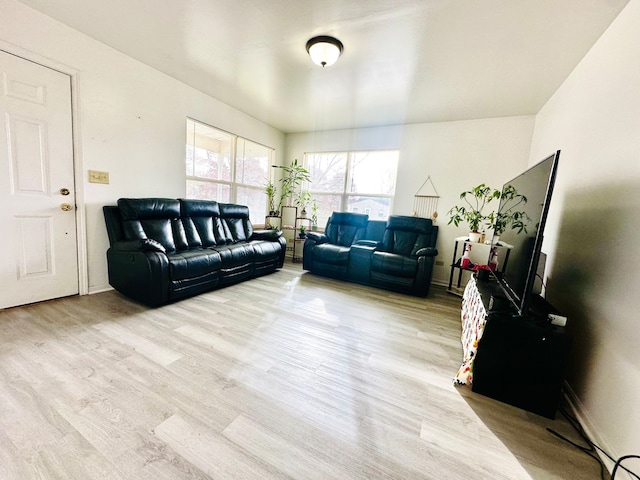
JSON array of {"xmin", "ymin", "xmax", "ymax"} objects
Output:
[{"xmin": 488, "ymin": 150, "xmax": 560, "ymax": 317}]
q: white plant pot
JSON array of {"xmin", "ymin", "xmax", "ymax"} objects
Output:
[{"xmin": 468, "ymin": 232, "xmax": 482, "ymax": 243}]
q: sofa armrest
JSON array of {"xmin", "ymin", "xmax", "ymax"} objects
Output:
[
  {"xmin": 112, "ymin": 238, "xmax": 166, "ymax": 253},
  {"xmin": 305, "ymin": 232, "xmax": 328, "ymax": 244},
  {"xmin": 250, "ymin": 229, "xmax": 283, "ymax": 241},
  {"xmin": 106, "ymin": 247, "xmax": 169, "ymax": 306},
  {"xmin": 415, "ymin": 247, "xmax": 438, "ymax": 257}
]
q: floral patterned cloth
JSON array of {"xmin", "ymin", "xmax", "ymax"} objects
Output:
[{"xmin": 454, "ymin": 276, "xmax": 487, "ymax": 385}]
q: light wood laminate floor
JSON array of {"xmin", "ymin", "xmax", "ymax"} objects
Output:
[{"xmin": 0, "ymin": 263, "xmax": 603, "ymax": 479}]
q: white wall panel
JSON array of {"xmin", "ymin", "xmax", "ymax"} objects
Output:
[{"xmin": 529, "ymin": 0, "xmax": 640, "ymax": 465}]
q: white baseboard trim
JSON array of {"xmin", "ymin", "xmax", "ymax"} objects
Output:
[
  {"xmin": 562, "ymin": 381, "xmax": 627, "ymax": 478},
  {"xmin": 88, "ymin": 284, "xmax": 113, "ymax": 295}
]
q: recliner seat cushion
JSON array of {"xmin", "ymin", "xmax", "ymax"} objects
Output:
[
  {"xmin": 211, "ymin": 243, "xmax": 256, "ymax": 268},
  {"xmin": 251, "ymin": 240, "xmax": 283, "ymax": 259},
  {"xmin": 311, "ymin": 243, "xmax": 351, "ymax": 266},
  {"xmin": 168, "ymin": 249, "xmax": 222, "ymax": 280},
  {"xmin": 371, "ymin": 252, "xmax": 418, "ymax": 278}
]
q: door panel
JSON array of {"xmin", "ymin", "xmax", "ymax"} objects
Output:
[
  {"xmin": 9, "ymin": 115, "xmax": 48, "ymax": 193},
  {"xmin": 0, "ymin": 50, "xmax": 77, "ymax": 309}
]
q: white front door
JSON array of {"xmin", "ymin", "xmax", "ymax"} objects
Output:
[{"xmin": 0, "ymin": 50, "xmax": 78, "ymax": 309}]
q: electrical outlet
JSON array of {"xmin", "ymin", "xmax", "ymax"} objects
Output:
[
  {"xmin": 548, "ymin": 314, "xmax": 567, "ymax": 327},
  {"xmin": 88, "ymin": 170, "xmax": 109, "ymax": 184},
  {"xmin": 435, "ymin": 260, "xmax": 444, "ymax": 266}
]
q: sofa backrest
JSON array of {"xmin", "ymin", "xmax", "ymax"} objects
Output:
[
  {"xmin": 114, "ymin": 198, "xmax": 256, "ymax": 251},
  {"xmin": 179, "ymin": 199, "xmax": 227, "ymax": 247},
  {"xmin": 117, "ymin": 198, "xmax": 185, "ymax": 252},
  {"xmin": 220, "ymin": 203, "xmax": 254, "ymax": 242},
  {"xmin": 103, "ymin": 205, "xmax": 124, "ymax": 246},
  {"xmin": 381, "ymin": 216, "xmax": 437, "ymax": 256},
  {"xmin": 178, "ymin": 200, "xmax": 255, "ymax": 246},
  {"xmin": 324, "ymin": 212, "xmax": 369, "ymax": 247},
  {"xmin": 364, "ymin": 220, "xmax": 386, "ymax": 243}
]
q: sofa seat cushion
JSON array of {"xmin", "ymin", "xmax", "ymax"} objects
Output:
[
  {"xmin": 371, "ymin": 252, "xmax": 418, "ymax": 278},
  {"xmin": 211, "ymin": 243, "xmax": 256, "ymax": 268},
  {"xmin": 168, "ymin": 249, "xmax": 222, "ymax": 280},
  {"xmin": 251, "ymin": 240, "xmax": 283, "ymax": 259},
  {"xmin": 311, "ymin": 243, "xmax": 351, "ymax": 266}
]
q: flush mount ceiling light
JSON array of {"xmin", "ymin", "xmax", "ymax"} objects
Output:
[{"xmin": 306, "ymin": 35, "xmax": 344, "ymax": 67}]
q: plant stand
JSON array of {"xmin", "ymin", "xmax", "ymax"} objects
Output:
[{"xmin": 447, "ymin": 236, "xmax": 512, "ymax": 296}]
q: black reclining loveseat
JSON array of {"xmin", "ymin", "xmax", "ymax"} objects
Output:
[
  {"xmin": 302, "ymin": 212, "xmax": 439, "ymax": 296},
  {"xmin": 103, "ymin": 198, "xmax": 286, "ymax": 306}
]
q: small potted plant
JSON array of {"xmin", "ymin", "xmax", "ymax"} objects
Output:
[
  {"xmin": 298, "ymin": 225, "xmax": 306, "ymax": 239},
  {"xmin": 296, "ymin": 189, "xmax": 312, "ymax": 217},
  {"xmin": 265, "ymin": 180, "xmax": 278, "ymax": 216},
  {"xmin": 448, "ymin": 184, "xmax": 499, "ymax": 242},
  {"xmin": 487, "ymin": 184, "xmax": 530, "ymax": 243}
]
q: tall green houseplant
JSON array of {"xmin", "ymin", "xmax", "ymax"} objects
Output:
[
  {"xmin": 278, "ymin": 158, "xmax": 311, "ymax": 210},
  {"xmin": 448, "ymin": 184, "xmax": 499, "ymax": 234},
  {"xmin": 487, "ymin": 184, "xmax": 530, "ymax": 236}
]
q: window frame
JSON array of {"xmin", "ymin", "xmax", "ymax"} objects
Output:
[
  {"xmin": 186, "ymin": 118, "xmax": 274, "ymax": 223},
  {"xmin": 304, "ymin": 149, "xmax": 399, "ymax": 224}
]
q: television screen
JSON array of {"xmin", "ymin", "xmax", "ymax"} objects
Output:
[{"xmin": 488, "ymin": 151, "xmax": 560, "ymax": 316}]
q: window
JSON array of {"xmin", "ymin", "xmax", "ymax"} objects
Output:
[
  {"xmin": 186, "ymin": 119, "xmax": 273, "ymax": 224},
  {"xmin": 305, "ymin": 150, "xmax": 399, "ymax": 226}
]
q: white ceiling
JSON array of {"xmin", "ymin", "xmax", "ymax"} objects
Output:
[{"xmin": 18, "ymin": 0, "xmax": 630, "ymax": 133}]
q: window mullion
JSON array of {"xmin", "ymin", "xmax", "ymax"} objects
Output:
[{"xmin": 230, "ymin": 136, "xmax": 238, "ymax": 202}]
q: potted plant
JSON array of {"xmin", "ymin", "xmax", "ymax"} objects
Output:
[
  {"xmin": 487, "ymin": 184, "xmax": 530, "ymax": 243},
  {"xmin": 278, "ymin": 159, "xmax": 311, "ymax": 209},
  {"xmin": 298, "ymin": 225, "xmax": 306, "ymax": 239},
  {"xmin": 296, "ymin": 189, "xmax": 312, "ymax": 217},
  {"xmin": 447, "ymin": 183, "xmax": 499, "ymax": 242},
  {"xmin": 265, "ymin": 180, "xmax": 278, "ymax": 216},
  {"xmin": 310, "ymin": 198, "xmax": 319, "ymax": 230}
]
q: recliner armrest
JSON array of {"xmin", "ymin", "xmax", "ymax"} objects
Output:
[
  {"xmin": 250, "ymin": 229, "xmax": 283, "ymax": 241},
  {"xmin": 112, "ymin": 239, "xmax": 167, "ymax": 253},
  {"xmin": 415, "ymin": 247, "xmax": 438, "ymax": 257},
  {"xmin": 305, "ymin": 232, "xmax": 328, "ymax": 244}
]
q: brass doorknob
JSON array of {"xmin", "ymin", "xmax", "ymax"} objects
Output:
[
  {"xmin": 60, "ymin": 188, "xmax": 70, "ymax": 196},
  {"xmin": 61, "ymin": 203, "xmax": 73, "ymax": 211}
]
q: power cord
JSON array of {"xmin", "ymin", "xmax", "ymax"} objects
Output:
[
  {"xmin": 547, "ymin": 406, "xmax": 640, "ymax": 480},
  {"xmin": 535, "ymin": 272, "xmax": 547, "ymax": 296},
  {"xmin": 613, "ymin": 456, "xmax": 640, "ymax": 479}
]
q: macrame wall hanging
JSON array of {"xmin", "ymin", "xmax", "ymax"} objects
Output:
[{"xmin": 413, "ymin": 175, "xmax": 440, "ymax": 222}]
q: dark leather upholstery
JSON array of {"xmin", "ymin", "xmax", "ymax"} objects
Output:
[
  {"xmin": 303, "ymin": 212, "xmax": 369, "ymax": 276},
  {"xmin": 103, "ymin": 198, "xmax": 286, "ymax": 306},
  {"xmin": 303, "ymin": 213, "xmax": 438, "ymax": 296}
]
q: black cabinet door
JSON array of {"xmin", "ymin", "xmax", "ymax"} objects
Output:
[{"xmin": 472, "ymin": 314, "xmax": 572, "ymax": 419}]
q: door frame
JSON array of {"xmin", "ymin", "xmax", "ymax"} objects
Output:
[{"xmin": 0, "ymin": 41, "xmax": 88, "ymax": 296}]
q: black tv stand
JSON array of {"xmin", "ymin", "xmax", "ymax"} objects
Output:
[{"xmin": 462, "ymin": 276, "xmax": 572, "ymax": 419}]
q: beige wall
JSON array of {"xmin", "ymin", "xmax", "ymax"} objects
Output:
[
  {"xmin": 286, "ymin": 116, "xmax": 535, "ymax": 285},
  {"xmin": 0, "ymin": 0, "xmax": 285, "ymax": 294},
  {"xmin": 529, "ymin": 0, "xmax": 640, "ymax": 463}
]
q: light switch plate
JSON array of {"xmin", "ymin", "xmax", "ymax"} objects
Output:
[{"xmin": 88, "ymin": 170, "xmax": 109, "ymax": 184}]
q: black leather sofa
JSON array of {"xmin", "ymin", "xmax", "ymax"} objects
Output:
[
  {"xmin": 303, "ymin": 212, "xmax": 439, "ymax": 296},
  {"xmin": 103, "ymin": 198, "xmax": 286, "ymax": 306}
]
